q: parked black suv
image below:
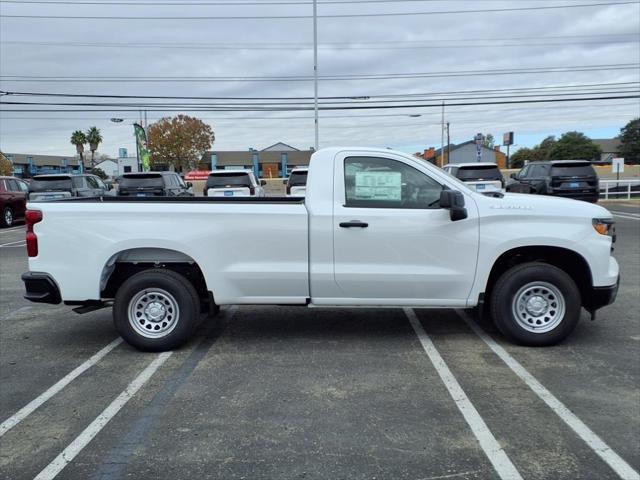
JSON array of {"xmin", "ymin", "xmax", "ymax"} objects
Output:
[
  {"xmin": 28, "ymin": 174, "xmax": 112, "ymax": 201},
  {"xmin": 506, "ymin": 160, "xmax": 599, "ymax": 203},
  {"xmin": 117, "ymin": 172, "xmax": 194, "ymax": 197}
]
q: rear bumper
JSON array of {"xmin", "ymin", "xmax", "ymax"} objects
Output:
[
  {"xmin": 21, "ymin": 272, "xmax": 61, "ymax": 304},
  {"xmin": 584, "ymin": 275, "xmax": 619, "ymax": 311},
  {"xmin": 549, "ymin": 190, "xmax": 599, "ymax": 202}
]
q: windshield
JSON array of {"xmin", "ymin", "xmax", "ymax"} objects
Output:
[
  {"xmin": 119, "ymin": 174, "xmax": 164, "ymax": 188},
  {"xmin": 551, "ymin": 164, "xmax": 596, "ymax": 177},
  {"xmin": 456, "ymin": 165, "xmax": 502, "ymax": 181},
  {"xmin": 288, "ymin": 171, "xmax": 308, "ymax": 187},
  {"xmin": 206, "ymin": 172, "xmax": 251, "ymax": 188},
  {"xmin": 29, "ymin": 177, "xmax": 72, "ymax": 192}
]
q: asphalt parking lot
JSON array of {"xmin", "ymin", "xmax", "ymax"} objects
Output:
[{"xmin": 1, "ymin": 202, "xmax": 638, "ymax": 480}]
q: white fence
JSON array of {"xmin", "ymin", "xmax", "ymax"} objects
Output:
[{"xmin": 599, "ymin": 179, "xmax": 640, "ymax": 200}]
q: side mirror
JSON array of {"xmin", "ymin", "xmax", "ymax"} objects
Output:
[
  {"xmin": 260, "ymin": 180, "xmax": 267, "ymax": 186},
  {"xmin": 186, "ymin": 182, "xmax": 193, "ymax": 188},
  {"xmin": 510, "ymin": 173, "xmax": 518, "ymax": 180},
  {"xmin": 282, "ymin": 179, "xmax": 288, "ymax": 184},
  {"xmin": 439, "ymin": 190, "xmax": 467, "ymax": 221}
]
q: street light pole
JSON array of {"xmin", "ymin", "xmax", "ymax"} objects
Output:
[
  {"xmin": 313, "ymin": 0, "xmax": 319, "ymax": 150},
  {"xmin": 440, "ymin": 101, "xmax": 445, "ymax": 167}
]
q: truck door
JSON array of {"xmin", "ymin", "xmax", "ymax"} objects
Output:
[{"xmin": 332, "ymin": 153, "xmax": 479, "ymax": 305}]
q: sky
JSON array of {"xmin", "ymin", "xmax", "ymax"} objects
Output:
[{"xmin": 0, "ymin": 0, "xmax": 639, "ymax": 159}]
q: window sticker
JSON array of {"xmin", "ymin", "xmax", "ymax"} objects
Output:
[{"xmin": 354, "ymin": 171, "xmax": 402, "ymax": 200}]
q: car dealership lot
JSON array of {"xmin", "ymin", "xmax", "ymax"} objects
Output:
[{"xmin": 1, "ymin": 204, "xmax": 638, "ymax": 480}]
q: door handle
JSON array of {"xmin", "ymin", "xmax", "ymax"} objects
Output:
[{"xmin": 339, "ymin": 221, "xmax": 369, "ymax": 228}]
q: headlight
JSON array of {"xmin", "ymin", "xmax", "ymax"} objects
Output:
[{"xmin": 593, "ymin": 218, "xmax": 615, "ymax": 241}]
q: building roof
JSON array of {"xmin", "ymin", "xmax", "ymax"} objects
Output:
[
  {"xmin": 201, "ymin": 148, "xmax": 312, "ymax": 166},
  {"xmin": 4, "ymin": 152, "xmax": 89, "ymax": 167},
  {"xmin": 261, "ymin": 142, "xmax": 300, "ymax": 152},
  {"xmin": 592, "ymin": 138, "xmax": 621, "ymax": 153}
]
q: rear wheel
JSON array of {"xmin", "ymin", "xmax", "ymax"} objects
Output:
[
  {"xmin": 113, "ymin": 269, "xmax": 200, "ymax": 351},
  {"xmin": 2, "ymin": 207, "xmax": 13, "ymax": 227},
  {"xmin": 490, "ymin": 262, "xmax": 581, "ymax": 346}
]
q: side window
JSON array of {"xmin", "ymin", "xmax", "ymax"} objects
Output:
[
  {"xmin": 519, "ymin": 166, "xmax": 530, "ymax": 178},
  {"xmin": 16, "ymin": 180, "xmax": 29, "ymax": 193},
  {"xmin": 72, "ymin": 176, "xmax": 84, "ymax": 188},
  {"xmin": 529, "ymin": 165, "xmax": 545, "ymax": 178},
  {"xmin": 94, "ymin": 178, "xmax": 107, "ymax": 190},
  {"xmin": 344, "ymin": 157, "xmax": 443, "ymax": 209},
  {"xmin": 85, "ymin": 176, "xmax": 99, "ymax": 189},
  {"xmin": 6, "ymin": 179, "xmax": 20, "ymax": 191},
  {"xmin": 177, "ymin": 176, "xmax": 187, "ymax": 188}
]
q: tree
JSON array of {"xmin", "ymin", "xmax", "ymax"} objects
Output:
[
  {"xmin": 618, "ymin": 118, "xmax": 640, "ymax": 164},
  {"xmin": 88, "ymin": 167, "xmax": 108, "ymax": 179},
  {"xmin": 86, "ymin": 126, "xmax": 103, "ymax": 167},
  {"xmin": 509, "ymin": 147, "xmax": 536, "ymax": 168},
  {"xmin": 537, "ymin": 136, "xmax": 557, "ymax": 160},
  {"xmin": 0, "ymin": 152, "xmax": 12, "ymax": 176},
  {"xmin": 549, "ymin": 131, "xmax": 601, "ymax": 160},
  {"xmin": 70, "ymin": 130, "xmax": 87, "ymax": 164},
  {"xmin": 482, "ymin": 133, "xmax": 495, "ymax": 149},
  {"xmin": 147, "ymin": 115, "xmax": 215, "ymax": 171}
]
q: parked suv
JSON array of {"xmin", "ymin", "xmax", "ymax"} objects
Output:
[
  {"xmin": 442, "ymin": 163, "xmax": 504, "ymax": 194},
  {"xmin": 117, "ymin": 172, "xmax": 194, "ymax": 197},
  {"xmin": 0, "ymin": 176, "xmax": 29, "ymax": 227},
  {"xmin": 506, "ymin": 160, "xmax": 599, "ymax": 202},
  {"xmin": 28, "ymin": 174, "xmax": 111, "ymax": 201},
  {"xmin": 205, "ymin": 170, "xmax": 265, "ymax": 197},
  {"xmin": 284, "ymin": 167, "xmax": 309, "ymax": 196}
]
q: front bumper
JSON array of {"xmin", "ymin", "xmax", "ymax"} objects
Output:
[
  {"xmin": 584, "ymin": 275, "xmax": 619, "ymax": 311},
  {"xmin": 21, "ymin": 272, "xmax": 61, "ymax": 304}
]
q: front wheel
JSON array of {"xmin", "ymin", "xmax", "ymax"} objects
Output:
[
  {"xmin": 490, "ymin": 262, "xmax": 581, "ymax": 346},
  {"xmin": 113, "ymin": 269, "xmax": 200, "ymax": 351}
]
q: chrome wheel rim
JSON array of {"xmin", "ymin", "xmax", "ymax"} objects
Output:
[
  {"xmin": 127, "ymin": 288, "xmax": 179, "ymax": 339},
  {"xmin": 4, "ymin": 209, "xmax": 12, "ymax": 226},
  {"xmin": 512, "ymin": 281, "xmax": 565, "ymax": 333}
]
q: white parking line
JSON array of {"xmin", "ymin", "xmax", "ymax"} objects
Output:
[
  {"xmin": 34, "ymin": 351, "xmax": 172, "ymax": 480},
  {"xmin": 404, "ymin": 308, "xmax": 523, "ymax": 480},
  {"xmin": 612, "ymin": 213, "xmax": 640, "ymax": 221},
  {"xmin": 457, "ymin": 310, "xmax": 640, "ymax": 480},
  {"xmin": 0, "ymin": 338, "xmax": 123, "ymax": 437},
  {"xmin": 610, "ymin": 210, "xmax": 640, "ymax": 218},
  {"xmin": 0, "ymin": 239, "xmax": 26, "ymax": 247},
  {"xmin": 0, "ymin": 243, "xmax": 26, "ymax": 248},
  {"xmin": 0, "ymin": 225, "xmax": 25, "ymax": 233}
]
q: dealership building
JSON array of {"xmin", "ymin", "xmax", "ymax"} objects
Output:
[{"xmin": 2, "ymin": 152, "xmax": 89, "ymax": 178}]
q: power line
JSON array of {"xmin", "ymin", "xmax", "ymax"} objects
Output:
[
  {"xmin": 2, "ymin": 64, "xmax": 637, "ymax": 82},
  {"xmin": 1, "ymin": 94, "xmax": 638, "ymax": 112},
  {"xmin": 3, "ymin": 81, "xmax": 637, "ymax": 100},
  {"xmin": 1, "ymin": 1, "xmax": 636, "ymax": 20}
]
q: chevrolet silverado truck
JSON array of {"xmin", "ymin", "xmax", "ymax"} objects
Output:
[{"xmin": 21, "ymin": 147, "xmax": 619, "ymax": 351}]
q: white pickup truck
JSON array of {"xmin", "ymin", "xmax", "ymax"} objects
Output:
[{"xmin": 22, "ymin": 147, "xmax": 619, "ymax": 351}]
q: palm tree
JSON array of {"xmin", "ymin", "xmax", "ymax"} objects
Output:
[
  {"xmin": 86, "ymin": 126, "xmax": 103, "ymax": 167},
  {"xmin": 70, "ymin": 130, "xmax": 87, "ymax": 167}
]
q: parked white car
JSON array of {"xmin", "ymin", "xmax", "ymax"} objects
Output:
[
  {"xmin": 443, "ymin": 163, "xmax": 504, "ymax": 194},
  {"xmin": 22, "ymin": 147, "xmax": 618, "ymax": 351},
  {"xmin": 284, "ymin": 167, "xmax": 309, "ymax": 196},
  {"xmin": 204, "ymin": 170, "xmax": 265, "ymax": 197}
]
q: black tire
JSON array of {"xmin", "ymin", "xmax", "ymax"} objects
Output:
[
  {"xmin": 490, "ymin": 262, "xmax": 581, "ymax": 346},
  {"xmin": 113, "ymin": 269, "xmax": 200, "ymax": 351},
  {"xmin": 2, "ymin": 207, "xmax": 13, "ymax": 228}
]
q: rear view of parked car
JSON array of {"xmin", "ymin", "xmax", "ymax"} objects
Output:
[
  {"xmin": 442, "ymin": 163, "xmax": 504, "ymax": 194},
  {"xmin": 28, "ymin": 174, "xmax": 111, "ymax": 201},
  {"xmin": 506, "ymin": 160, "xmax": 599, "ymax": 202},
  {"xmin": 284, "ymin": 167, "xmax": 309, "ymax": 196},
  {"xmin": 117, "ymin": 172, "xmax": 193, "ymax": 197},
  {"xmin": 205, "ymin": 170, "xmax": 265, "ymax": 197},
  {"xmin": 0, "ymin": 176, "xmax": 28, "ymax": 227}
]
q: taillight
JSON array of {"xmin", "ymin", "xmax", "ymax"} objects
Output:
[
  {"xmin": 25, "ymin": 209, "xmax": 42, "ymax": 257},
  {"xmin": 286, "ymin": 184, "xmax": 291, "ymax": 195},
  {"xmin": 249, "ymin": 185, "xmax": 255, "ymax": 195}
]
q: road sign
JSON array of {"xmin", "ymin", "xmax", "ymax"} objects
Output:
[{"xmin": 612, "ymin": 158, "xmax": 624, "ymax": 174}]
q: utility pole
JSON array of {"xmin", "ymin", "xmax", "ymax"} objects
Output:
[
  {"xmin": 440, "ymin": 101, "xmax": 445, "ymax": 167},
  {"xmin": 313, "ymin": 0, "xmax": 319, "ymax": 150},
  {"xmin": 446, "ymin": 122, "xmax": 450, "ymax": 165}
]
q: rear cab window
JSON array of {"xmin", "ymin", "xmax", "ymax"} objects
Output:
[
  {"xmin": 550, "ymin": 163, "xmax": 596, "ymax": 177},
  {"xmin": 288, "ymin": 171, "xmax": 308, "ymax": 187},
  {"xmin": 206, "ymin": 172, "xmax": 252, "ymax": 188},
  {"xmin": 455, "ymin": 165, "xmax": 502, "ymax": 181},
  {"xmin": 120, "ymin": 174, "xmax": 164, "ymax": 189},
  {"xmin": 29, "ymin": 176, "xmax": 73, "ymax": 192}
]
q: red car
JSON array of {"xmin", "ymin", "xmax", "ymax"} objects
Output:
[{"xmin": 0, "ymin": 176, "xmax": 29, "ymax": 227}]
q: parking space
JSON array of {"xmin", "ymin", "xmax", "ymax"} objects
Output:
[{"xmin": 1, "ymin": 204, "xmax": 638, "ymax": 480}]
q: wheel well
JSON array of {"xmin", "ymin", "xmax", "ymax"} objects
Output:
[
  {"xmin": 100, "ymin": 248, "xmax": 210, "ymax": 303},
  {"xmin": 484, "ymin": 246, "xmax": 592, "ymax": 305}
]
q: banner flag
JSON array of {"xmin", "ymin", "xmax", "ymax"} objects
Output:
[{"xmin": 133, "ymin": 123, "xmax": 150, "ymax": 172}]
